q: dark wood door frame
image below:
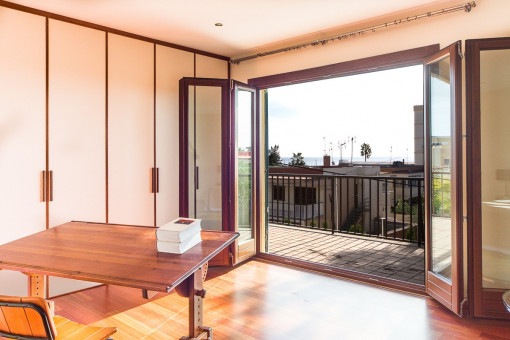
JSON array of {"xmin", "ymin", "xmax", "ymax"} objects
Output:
[
  {"xmin": 247, "ymin": 45, "xmax": 442, "ymax": 295},
  {"xmin": 466, "ymin": 37, "xmax": 510, "ymax": 319},
  {"xmin": 178, "ymin": 78, "xmax": 230, "ymax": 231},
  {"xmin": 423, "ymin": 41, "xmax": 463, "ymax": 316}
]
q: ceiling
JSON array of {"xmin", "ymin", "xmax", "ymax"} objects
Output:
[{"xmin": 5, "ymin": 0, "xmax": 450, "ymax": 57}]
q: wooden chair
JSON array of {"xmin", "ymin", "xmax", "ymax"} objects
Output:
[{"xmin": 0, "ymin": 295, "xmax": 116, "ymax": 340}]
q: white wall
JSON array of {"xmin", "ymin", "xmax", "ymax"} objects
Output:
[{"xmin": 231, "ymin": 0, "xmax": 510, "ymax": 82}]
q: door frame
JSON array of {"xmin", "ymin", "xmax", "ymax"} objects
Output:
[
  {"xmin": 248, "ymin": 45, "xmax": 439, "ymax": 295},
  {"xmin": 231, "ymin": 80, "xmax": 259, "ymax": 264},
  {"xmin": 424, "ymin": 41, "xmax": 463, "ymax": 315},
  {"xmin": 178, "ymin": 77, "xmax": 230, "ymax": 231},
  {"xmin": 466, "ymin": 37, "xmax": 510, "ymax": 319}
]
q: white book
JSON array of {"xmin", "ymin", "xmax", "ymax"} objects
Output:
[
  {"xmin": 156, "ymin": 232, "xmax": 202, "ymax": 254},
  {"xmin": 156, "ymin": 218, "xmax": 201, "ymax": 242}
]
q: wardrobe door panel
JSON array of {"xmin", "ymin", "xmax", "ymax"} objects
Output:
[
  {"xmin": 108, "ymin": 34, "xmax": 154, "ymax": 226},
  {"xmin": 155, "ymin": 46, "xmax": 194, "ymax": 226},
  {"xmin": 0, "ymin": 8, "xmax": 45, "ymax": 295},
  {"xmin": 47, "ymin": 20, "xmax": 106, "ymax": 297}
]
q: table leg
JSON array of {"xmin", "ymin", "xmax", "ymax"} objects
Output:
[
  {"xmin": 24, "ymin": 273, "xmax": 45, "ymax": 298},
  {"xmin": 180, "ymin": 266, "xmax": 212, "ymax": 340}
]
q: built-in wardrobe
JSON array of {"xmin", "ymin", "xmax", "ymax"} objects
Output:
[{"xmin": 0, "ymin": 6, "xmax": 228, "ymax": 297}]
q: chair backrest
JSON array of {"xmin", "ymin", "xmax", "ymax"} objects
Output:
[{"xmin": 0, "ymin": 295, "xmax": 57, "ymax": 340}]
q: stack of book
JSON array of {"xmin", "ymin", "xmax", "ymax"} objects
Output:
[{"xmin": 156, "ymin": 218, "xmax": 202, "ymax": 254}]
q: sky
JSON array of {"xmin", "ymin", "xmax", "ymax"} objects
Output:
[{"xmin": 268, "ymin": 64, "xmax": 424, "ymax": 163}]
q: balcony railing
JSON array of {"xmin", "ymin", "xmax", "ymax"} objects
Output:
[{"xmin": 268, "ymin": 173, "xmax": 426, "ymax": 246}]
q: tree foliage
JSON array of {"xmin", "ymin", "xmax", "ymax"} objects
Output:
[
  {"xmin": 360, "ymin": 143, "xmax": 372, "ymax": 162},
  {"xmin": 289, "ymin": 152, "xmax": 305, "ymax": 166},
  {"xmin": 268, "ymin": 145, "xmax": 282, "ymax": 166}
]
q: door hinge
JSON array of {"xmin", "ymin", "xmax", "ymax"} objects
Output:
[
  {"xmin": 457, "ymin": 43, "xmax": 464, "ymax": 59},
  {"xmin": 463, "ymin": 215, "xmax": 468, "ymax": 222},
  {"xmin": 229, "ymin": 251, "xmax": 234, "ymax": 265},
  {"xmin": 460, "ymin": 297, "xmax": 469, "ymax": 317}
]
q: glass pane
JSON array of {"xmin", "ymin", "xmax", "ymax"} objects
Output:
[
  {"xmin": 480, "ymin": 49, "xmax": 510, "ymax": 289},
  {"xmin": 237, "ymin": 90, "xmax": 253, "ymax": 242},
  {"xmin": 429, "ymin": 56, "xmax": 452, "ymax": 281},
  {"xmin": 188, "ymin": 85, "xmax": 222, "ymax": 230}
]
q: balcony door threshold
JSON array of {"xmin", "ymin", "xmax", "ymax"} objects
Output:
[{"xmin": 256, "ymin": 253, "xmax": 426, "ymax": 296}]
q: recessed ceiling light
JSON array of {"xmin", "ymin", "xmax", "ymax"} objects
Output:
[{"xmin": 215, "ymin": 23, "xmax": 223, "ymax": 27}]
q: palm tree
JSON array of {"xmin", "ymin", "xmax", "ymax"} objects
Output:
[
  {"xmin": 360, "ymin": 143, "xmax": 372, "ymax": 162},
  {"xmin": 289, "ymin": 152, "xmax": 305, "ymax": 166}
]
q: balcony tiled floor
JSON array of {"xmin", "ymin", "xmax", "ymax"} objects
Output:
[{"xmin": 268, "ymin": 224, "xmax": 425, "ymax": 285}]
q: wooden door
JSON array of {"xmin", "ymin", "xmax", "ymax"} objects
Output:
[
  {"xmin": 467, "ymin": 37, "xmax": 510, "ymax": 319},
  {"xmin": 108, "ymin": 34, "xmax": 155, "ymax": 226},
  {"xmin": 424, "ymin": 42, "xmax": 463, "ymax": 315},
  {"xmin": 155, "ymin": 46, "xmax": 194, "ymax": 226},
  {"xmin": 0, "ymin": 7, "xmax": 46, "ymax": 296},
  {"xmin": 47, "ymin": 20, "xmax": 106, "ymax": 297}
]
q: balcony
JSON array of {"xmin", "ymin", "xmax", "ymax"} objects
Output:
[
  {"xmin": 267, "ymin": 171, "xmax": 429, "ymax": 285},
  {"xmin": 268, "ymin": 224, "xmax": 425, "ymax": 284},
  {"xmin": 269, "ymin": 172, "xmax": 426, "ymax": 244}
]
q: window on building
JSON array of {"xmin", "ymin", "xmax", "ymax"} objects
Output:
[
  {"xmin": 272, "ymin": 185, "xmax": 285, "ymax": 201},
  {"xmin": 294, "ymin": 187, "xmax": 316, "ymax": 205}
]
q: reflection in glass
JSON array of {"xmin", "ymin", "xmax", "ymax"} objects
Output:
[
  {"xmin": 429, "ymin": 56, "xmax": 452, "ymax": 281},
  {"xmin": 237, "ymin": 90, "xmax": 254, "ymax": 242},
  {"xmin": 480, "ymin": 49, "xmax": 510, "ymax": 289},
  {"xmin": 188, "ymin": 85, "xmax": 222, "ymax": 230}
]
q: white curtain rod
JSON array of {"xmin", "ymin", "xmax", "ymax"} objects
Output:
[{"xmin": 231, "ymin": 1, "xmax": 476, "ymax": 64}]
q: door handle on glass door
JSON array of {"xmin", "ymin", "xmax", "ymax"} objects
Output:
[{"xmin": 196, "ymin": 167, "xmax": 199, "ymax": 190}]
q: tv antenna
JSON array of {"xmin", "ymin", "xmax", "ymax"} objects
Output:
[
  {"xmin": 349, "ymin": 136, "xmax": 356, "ymax": 166},
  {"xmin": 338, "ymin": 140, "xmax": 347, "ymax": 164}
]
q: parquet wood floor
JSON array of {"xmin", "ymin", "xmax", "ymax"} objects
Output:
[{"xmin": 53, "ymin": 260, "xmax": 510, "ymax": 340}]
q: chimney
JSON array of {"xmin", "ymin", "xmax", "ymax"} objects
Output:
[{"xmin": 323, "ymin": 155, "xmax": 331, "ymax": 167}]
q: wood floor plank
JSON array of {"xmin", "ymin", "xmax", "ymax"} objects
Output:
[{"xmin": 53, "ymin": 260, "xmax": 510, "ymax": 340}]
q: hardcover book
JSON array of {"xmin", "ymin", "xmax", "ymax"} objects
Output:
[
  {"xmin": 156, "ymin": 218, "xmax": 202, "ymax": 242},
  {"xmin": 156, "ymin": 232, "xmax": 202, "ymax": 254}
]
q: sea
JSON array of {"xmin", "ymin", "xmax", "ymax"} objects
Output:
[{"xmin": 281, "ymin": 156, "xmax": 412, "ymax": 166}]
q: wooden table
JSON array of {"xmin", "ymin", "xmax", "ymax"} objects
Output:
[{"xmin": 0, "ymin": 221, "xmax": 238, "ymax": 339}]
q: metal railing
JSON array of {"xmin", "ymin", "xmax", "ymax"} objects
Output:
[{"xmin": 268, "ymin": 173, "xmax": 425, "ymax": 246}]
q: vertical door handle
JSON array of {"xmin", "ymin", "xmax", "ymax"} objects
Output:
[
  {"xmin": 151, "ymin": 168, "xmax": 155, "ymax": 193},
  {"xmin": 156, "ymin": 168, "xmax": 159, "ymax": 193},
  {"xmin": 49, "ymin": 170, "xmax": 53, "ymax": 202},
  {"xmin": 196, "ymin": 166, "xmax": 199, "ymax": 190},
  {"xmin": 40, "ymin": 171, "xmax": 46, "ymax": 202}
]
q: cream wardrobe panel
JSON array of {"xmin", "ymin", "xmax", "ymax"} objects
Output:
[
  {"xmin": 196, "ymin": 54, "xmax": 228, "ymax": 78},
  {"xmin": 0, "ymin": 8, "xmax": 45, "ymax": 295},
  {"xmin": 47, "ymin": 20, "xmax": 106, "ymax": 297},
  {"xmin": 48, "ymin": 20, "xmax": 106, "ymax": 227},
  {"xmin": 155, "ymin": 46, "xmax": 194, "ymax": 226},
  {"xmin": 108, "ymin": 34, "xmax": 154, "ymax": 226}
]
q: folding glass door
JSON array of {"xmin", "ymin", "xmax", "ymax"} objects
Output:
[
  {"xmin": 424, "ymin": 42, "xmax": 463, "ymax": 315},
  {"xmin": 179, "ymin": 78, "xmax": 258, "ymax": 265},
  {"xmin": 179, "ymin": 78, "xmax": 229, "ymax": 231},
  {"xmin": 467, "ymin": 37, "xmax": 510, "ymax": 319}
]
